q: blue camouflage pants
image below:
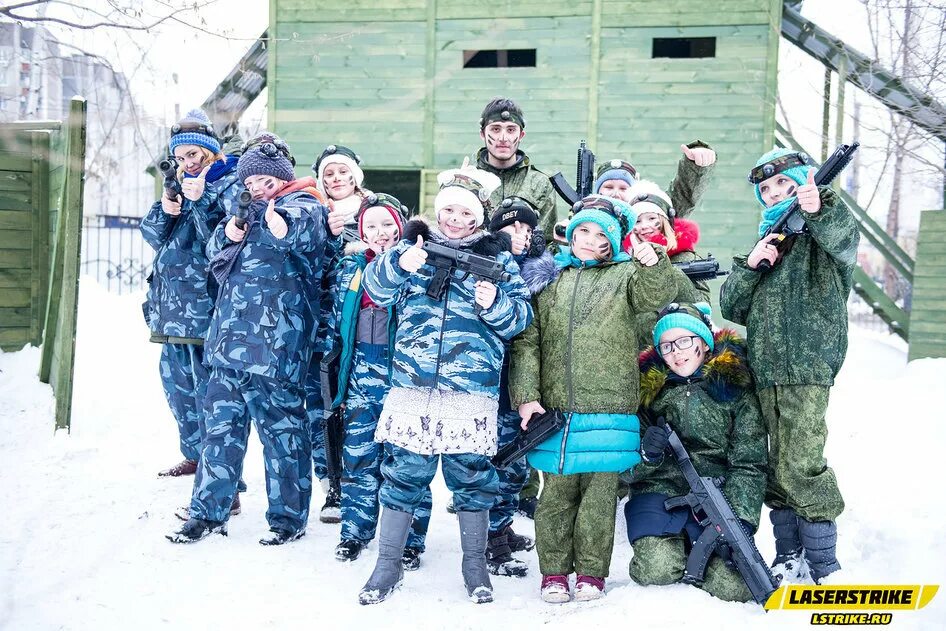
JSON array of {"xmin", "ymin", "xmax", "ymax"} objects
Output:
[
  {"xmin": 489, "ymin": 409, "xmax": 529, "ymax": 532},
  {"xmin": 191, "ymin": 366, "xmax": 312, "ymax": 533},
  {"xmin": 305, "ymin": 356, "xmax": 329, "ymax": 481},
  {"xmin": 342, "ymin": 344, "xmax": 431, "ymax": 549},
  {"xmin": 159, "ymin": 343, "xmax": 208, "ymax": 462},
  {"xmin": 381, "ymin": 445, "xmax": 500, "ymax": 514}
]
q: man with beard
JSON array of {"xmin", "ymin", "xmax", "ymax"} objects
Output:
[{"xmin": 472, "ymin": 97, "xmax": 557, "ymax": 239}]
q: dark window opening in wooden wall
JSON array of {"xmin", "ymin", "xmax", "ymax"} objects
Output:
[
  {"xmin": 463, "ymin": 49, "xmax": 537, "ymax": 68},
  {"xmin": 363, "ymin": 169, "xmax": 421, "ymax": 216},
  {"xmin": 652, "ymin": 37, "xmax": 716, "ymax": 59}
]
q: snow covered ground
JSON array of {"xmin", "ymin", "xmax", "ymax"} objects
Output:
[{"xmin": 0, "ymin": 279, "xmax": 944, "ymax": 630}]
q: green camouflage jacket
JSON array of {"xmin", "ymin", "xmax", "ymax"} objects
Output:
[
  {"xmin": 667, "ymin": 139, "xmax": 716, "ymax": 219},
  {"xmin": 632, "ymin": 330, "xmax": 767, "ymax": 526},
  {"xmin": 474, "ymin": 147, "xmax": 558, "ymax": 238},
  {"xmin": 510, "ymin": 249, "xmax": 677, "ymax": 414},
  {"xmin": 719, "ymin": 188, "xmax": 859, "ymax": 389}
]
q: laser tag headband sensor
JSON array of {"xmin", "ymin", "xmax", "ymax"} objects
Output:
[{"xmin": 747, "ymin": 151, "xmax": 814, "ymax": 184}]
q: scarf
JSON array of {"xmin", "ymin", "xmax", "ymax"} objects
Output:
[
  {"xmin": 758, "ymin": 196, "xmax": 797, "ymax": 237},
  {"xmin": 553, "ymin": 245, "xmax": 631, "ymax": 269},
  {"xmin": 184, "ymin": 155, "xmax": 239, "ymax": 184}
]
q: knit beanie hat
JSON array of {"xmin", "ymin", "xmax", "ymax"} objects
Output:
[
  {"xmin": 626, "ymin": 180, "xmax": 674, "ymax": 221},
  {"xmin": 750, "ymin": 147, "xmax": 813, "ymax": 208},
  {"xmin": 168, "ymin": 108, "xmax": 221, "ymax": 155},
  {"xmin": 479, "ymin": 97, "xmax": 526, "ymax": 130},
  {"xmin": 565, "ymin": 194, "xmax": 637, "ymax": 257},
  {"xmin": 653, "ymin": 302, "xmax": 715, "ymax": 354},
  {"xmin": 593, "ymin": 159, "xmax": 638, "ymax": 194},
  {"xmin": 313, "ymin": 144, "xmax": 365, "ymax": 194},
  {"xmin": 488, "ymin": 196, "xmax": 539, "ymax": 232},
  {"xmin": 434, "ymin": 157, "xmax": 501, "ymax": 226},
  {"xmin": 237, "ymin": 142, "xmax": 295, "ymax": 184},
  {"xmin": 241, "ymin": 132, "xmax": 295, "ymax": 165},
  {"xmin": 358, "ymin": 193, "xmax": 407, "ymax": 239}
]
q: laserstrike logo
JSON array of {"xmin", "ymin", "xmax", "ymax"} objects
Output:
[{"xmin": 764, "ymin": 585, "xmax": 939, "ymax": 626}]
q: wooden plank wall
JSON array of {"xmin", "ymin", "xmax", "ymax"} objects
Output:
[
  {"xmin": 909, "ymin": 210, "xmax": 946, "ymax": 360},
  {"xmin": 271, "ymin": 0, "xmax": 781, "ymax": 270}
]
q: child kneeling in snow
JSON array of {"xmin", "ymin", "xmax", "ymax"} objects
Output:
[
  {"xmin": 510, "ymin": 194, "xmax": 677, "ymax": 603},
  {"xmin": 357, "ymin": 161, "xmax": 532, "ymax": 605},
  {"xmin": 626, "ymin": 303, "xmax": 767, "ymax": 602},
  {"xmin": 720, "ymin": 148, "xmax": 859, "ymax": 583}
]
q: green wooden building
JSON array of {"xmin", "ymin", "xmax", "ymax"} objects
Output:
[{"xmin": 269, "ymin": 0, "xmax": 781, "ymax": 266}]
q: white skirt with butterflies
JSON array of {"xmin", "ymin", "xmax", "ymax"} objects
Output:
[{"xmin": 374, "ymin": 386, "xmax": 499, "ymax": 456}]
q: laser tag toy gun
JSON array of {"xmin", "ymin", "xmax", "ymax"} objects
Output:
[
  {"xmin": 422, "ymin": 241, "xmax": 511, "ymax": 314},
  {"xmin": 491, "ymin": 410, "xmax": 566, "ymax": 469},
  {"xmin": 319, "ymin": 347, "xmax": 344, "ymax": 484},
  {"xmin": 673, "ymin": 254, "xmax": 728, "ymax": 282},
  {"xmin": 751, "ymin": 142, "xmax": 859, "ymax": 272},
  {"xmin": 159, "ymin": 157, "xmax": 183, "ymax": 202},
  {"xmin": 660, "ymin": 419, "xmax": 779, "ymax": 606},
  {"xmin": 550, "ymin": 140, "xmax": 596, "ymax": 207},
  {"xmin": 235, "ymin": 189, "xmax": 253, "ymax": 229}
]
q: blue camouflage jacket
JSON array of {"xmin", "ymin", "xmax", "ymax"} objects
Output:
[
  {"xmin": 140, "ymin": 166, "xmax": 240, "ymax": 341},
  {"xmin": 204, "ymin": 189, "xmax": 327, "ymax": 385},
  {"xmin": 362, "ymin": 219, "xmax": 533, "ymax": 399},
  {"xmin": 322, "ymin": 243, "xmax": 396, "ymax": 408}
]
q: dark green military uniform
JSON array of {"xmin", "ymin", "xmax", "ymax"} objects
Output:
[
  {"xmin": 720, "ymin": 187, "xmax": 858, "ymax": 522},
  {"xmin": 474, "ymin": 147, "xmax": 558, "ymax": 239},
  {"xmin": 627, "ymin": 331, "xmax": 766, "ymax": 602}
]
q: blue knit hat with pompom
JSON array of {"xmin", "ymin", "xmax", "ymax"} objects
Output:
[
  {"xmin": 752, "ymin": 147, "xmax": 812, "ymax": 208},
  {"xmin": 168, "ymin": 108, "xmax": 221, "ymax": 155}
]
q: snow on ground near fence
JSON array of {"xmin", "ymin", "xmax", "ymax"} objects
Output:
[{"xmin": 0, "ymin": 278, "xmax": 944, "ymax": 630}]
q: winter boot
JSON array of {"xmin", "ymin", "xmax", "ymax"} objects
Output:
[
  {"xmin": 174, "ymin": 492, "xmax": 241, "ymax": 522},
  {"xmin": 401, "ymin": 546, "xmax": 423, "ymax": 571},
  {"xmin": 458, "ymin": 510, "xmax": 493, "ymax": 604},
  {"xmin": 335, "ymin": 539, "xmax": 367, "ymax": 562},
  {"xmin": 259, "ymin": 528, "xmax": 305, "ymax": 546},
  {"xmin": 574, "ymin": 575, "xmax": 606, "ymax": 601},
  {"xmin": 540, "ymin": 575, "xmax": 570, "ymax": 603},
  {"xmin": 320, "ymin": 478, "xmax": 341, "ymax": 524},
  {"xmin": 166, "ymin": 518, "xmax": 226, "ymax": 544},
  {"xmin": 486, "ymin": 527, "xmax": 529, "ymax": 577},
  {"xmin": 770, "ymin": 508, "xmax": 808, "ymax": 583},
  {"xmin": 798, "ymin": 518, "xmax": 841, "ymax": 583},
  {"xmin": 499, "ymin": 524, "xmax": 535, "ymax": 552},
  {"xmin": 517, "ymin": 496, "xmax": 537, "ymax": 520},
  {"xmin": 359, "ymin": 508, "xmax": 413, "ymax": 605},
  {"xmin": 158, "ymin": 458, "xmax": 197, "ymax": 478}
]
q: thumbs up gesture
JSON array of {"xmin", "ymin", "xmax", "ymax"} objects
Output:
[
  {"xmin": 398, "ymin": 235, "xmax": 428, "ymax": 274},
  {"xmin": 265, "ymin": 199, "xmax": 288, "ymax": 239},
  {"xmin": 630, "ymin": 232, "xmax": 659, "ymax": 267},
  {"xmin": 508, "ymin": 220, "xmax": 529, "ymax": 256},
  {"xmin": 182, "ymin": 164, "xmax": 211, "ymax": 201},
  {"xmin": 797, "ymin": 169, "xmax": 821, "ymax": 213}
]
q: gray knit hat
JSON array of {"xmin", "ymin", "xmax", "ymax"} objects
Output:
[{"xmin": 237, "ymin": 142, "xmax": 295, "ymax": 183}]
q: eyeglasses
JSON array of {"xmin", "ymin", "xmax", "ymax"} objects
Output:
[{"xmin": 659, "ymin": 335, "xmax": 702, "ymax": 356}]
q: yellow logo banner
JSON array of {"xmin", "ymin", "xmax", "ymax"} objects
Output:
[{"xmin": 765, "ymin": 585, "xmax": 939, "ymax": 611}]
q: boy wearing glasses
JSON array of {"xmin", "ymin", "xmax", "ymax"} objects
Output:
[
  {"xmin": 720, "ymin": 148, "xmax": 859, "ymax": 583},
  {"xmin": 625, "ymin": 302, "xmax": 766, "ymax": 602}
]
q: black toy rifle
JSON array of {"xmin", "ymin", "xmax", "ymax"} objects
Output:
[
  {"xmin": 158, "ymin": 157, "xmax": 183, "ymax": 202},
  {"xmin": 422, "ymin": 241, "xmax": 511, "ymax": 314},
  {"xmin": 757, "ymin": 142, "xmax": 859, "ymax": 272},
  {"xmin": 660, "ymin": 420, "xmax": 778, "ymax": 606},
  {"xmin": 673, "ymin": 254, "xmax": 728, "ymax": 282},
  {"xmin": 491, "ymin": 410, "xmax": 566, "ymax": 469},
  {"xmin": 235, "ymin": 190, "xmax": 253, "ymax": 229},
  {"xmin": 319, "ymin": 347, "xmax": 344, "ymax": 484},
  {"xmin": 550, "ymin": 140, "xmax": 596, "ymax": 206}
]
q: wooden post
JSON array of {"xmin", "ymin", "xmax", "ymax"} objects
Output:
[
  {"xmin": 30, "ymin": 131, "xmax": 50, "ymax": 345},
  {"xmin": 822, "ymin": 67, "xmax": 832, "ymax": 162},
  {"xmin": 588, "ymin": 0, "xmax": 602, "ymax": 146},
  {"xmin": 834, "ymin": 54, "xmax": 846, "ymax": 192}
]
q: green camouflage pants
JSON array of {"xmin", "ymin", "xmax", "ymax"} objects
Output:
[
  {"xmin": 629, "ymin": 535, "xmax": 752, "ymax": 603},
  {"xmin": 759, "ymin": 385, "xmax": 845, "ymax": 522},
  {"xmin": 535, "ymin": 471, "xmax": 618, "ymax": 577}
]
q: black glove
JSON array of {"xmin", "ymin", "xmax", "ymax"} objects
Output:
[{"xmin": 641, "ymin": 425, "xmax": 670, "ymax": 464}]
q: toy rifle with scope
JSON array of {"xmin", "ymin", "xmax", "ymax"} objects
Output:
[
  {"xmin": 158, "ymin": 157, "xmax": 184, "ymax": 202},
  {"xmin": 756, "ymin": 142, "xmax": 859, "ymax": 272}
]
